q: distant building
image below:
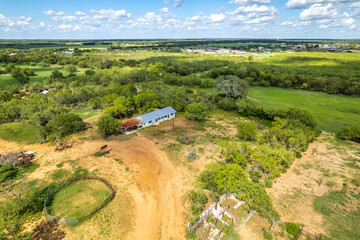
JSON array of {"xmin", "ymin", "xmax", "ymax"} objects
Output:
[
  {"xmin": 328, "ymin": 49, "xmax": 343, "ymax": 52},
  {"xmin": 122, "ymin": 107, "xmax": 176, "ymax": 132}
]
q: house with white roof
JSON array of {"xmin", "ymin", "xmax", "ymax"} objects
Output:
[{"xmin": 122, "ymin": 106, "xmax": 176, "ymax": 132}]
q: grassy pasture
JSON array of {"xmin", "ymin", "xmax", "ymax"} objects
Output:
[
  {"xmin": 0, "ymin": 122, "xmax": 41, "ymax": 144},
  {"xmin": 0, "ymin": 64, "xmax": 84, "ymax": 88},
  {"xmin": 248, "ymin": 87, "xmax": 360, "ymax": 133},
  {"xmin": 252, "ymin": 52, "xmax": 360, "ymax": 78},
  {"xmin": 51, "ymin": 179, "xmax": 112, "ymax": 218}
]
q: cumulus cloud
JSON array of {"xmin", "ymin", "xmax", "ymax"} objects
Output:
[
  {"xmin": 43, "ymin": 10, "xmax": 65, "ymax": 16},
  {"xmin": 75, "ymin": 11, "xmax": 86, "ymax": 16},
  {"xmin": 90, "ymin": 9, "xmax": 131, "ymax": 20},
  {"xmin": 209, "ymin": 14, "xmax": 226, "ymax": 22},
  {"xmin": 285, "ymin": 0, "xmax": 358, "ymax": 9},
  {"xmin": 230, "ymin": 0, "xmax": 271, "ymax": 4},
  {"xmin": 52, "ymin": 15, "xmax": 77, "ymax": 22},
  {"xmin": 229, "ymin": 4, "xmax": 279, "ymax": 25},
  {"xmin": 299, "ymin": 3, "xmax": 337, "ymax": 20},
  {"xmin": 0, "ymin": 14, "xmax": 35, "ymax": 31}
]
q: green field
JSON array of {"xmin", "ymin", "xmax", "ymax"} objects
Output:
[
  {"xmin": 70, "ymin": 109, "xmax": 102, "ymax": 120},
  {"xmin": 0, "ymin": 122, "xmax": 41, "ymax": 144},
  {"xmin": 51, "ymin": 179, "xmax": 112, "ymax": 218},
  {"xmin": 0, "ymin": 64, "xmax": 84, "ymax": 88},
  {"xmin": 248, "ymin": 87, "xmax": 360, "ymax": 133}
]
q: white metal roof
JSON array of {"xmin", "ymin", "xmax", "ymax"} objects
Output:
[{"xmin": 136, "ymin": 106, "xmax": 176, "ymax": 122}]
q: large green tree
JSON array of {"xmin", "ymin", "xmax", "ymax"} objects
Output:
[{"xmin": 215, "ymin": 75, "xmax": 249, "ymax": 99}]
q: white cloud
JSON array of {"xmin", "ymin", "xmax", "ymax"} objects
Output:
[
  {"xmin": 174, "ymin": 0, "xmax": 185, "ymax": 7},
  {"xmin": 299, "ymin": 3, "xmax": 337, "ymax": 20},
  {"xmin": 285, "ymin": 0, "xmax": 358, "ymax": 9},
  {"xmin": 230, "ymin": 0, "xmax": 271, "ymax": 4},
  {"xmin": 75, "ymin": 11, "xmax": 86, "ymax": 16},
  {"xmin": 209, "ymin": 14, "xmax": 226, "ymax": 22},
  {"xmin": 229, "ymin": 4, "xmax": 279, "ymax": 25},
  {"xmin": 348, "ymin": 1, "xmax": 360, "ymax": 7},
  {"xmin": 52, "ymin": 15, "xmax": 77, "ymax": 22},
  {"xmin": 160, "ymin": 7, "xmax": 169, "ymax": 14},
  {"xmin": 90, "ymin": 9, "xmax": 131, "ymax": 20},
  {"xmin": 43, "ymin": 10, "xmax": 65, "ymax": 16}
]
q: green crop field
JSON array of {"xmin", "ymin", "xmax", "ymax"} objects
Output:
[
  {"xmin": 0, "ymin": 64, "xmax": 85, "ymax": 88},
  {"xmin": 248, "ymin": 87, "xmax": 360, "ymax": 133},
  {"xmin": 51, "ymin": 179, "xmax": 112, "ymax": 218}
]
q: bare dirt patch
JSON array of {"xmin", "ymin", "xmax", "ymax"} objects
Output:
[{"xmin": 268, "ymin": 135, "xmax": 358, "ymax": 236}]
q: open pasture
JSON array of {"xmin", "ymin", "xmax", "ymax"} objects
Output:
[{"xmin": 248, "ymin": 86, "xmax": 360, "ymax": 133}]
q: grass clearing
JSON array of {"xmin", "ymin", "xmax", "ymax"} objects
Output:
[
  {"xmin": 0, "ymin": 64, "xmax": 85, "ymax": 88},
  {"xmin": 69, "ymin": 109, "xmax": 101, "ymax": 120},
  {"xmin": 51, "ymin": 179, "xmax": 112, "ymax": 218},
  {"xmin": 313, "ymin": 187, "xmax": 360, "ymax": 240},
  {"xmin": 247, "ymin": 86, "xmax": 360, "ymax": 133},
  {"xmin": 0, "ymin": 122, "xmax": 41, "ymax": 144}
]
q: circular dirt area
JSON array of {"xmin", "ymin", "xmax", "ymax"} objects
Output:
[{"xmin": 51, "ymin": 179, "xmax": 112, "ymax": 218}]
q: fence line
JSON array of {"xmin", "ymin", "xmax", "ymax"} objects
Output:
[{"xmin": 44, "ymin": 176, "xmax": 116, "ymax": 224}]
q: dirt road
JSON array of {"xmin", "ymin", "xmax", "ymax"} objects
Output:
[{"xmin": 110, "ymin": 136, "xmax": 185, "ymax": 240}]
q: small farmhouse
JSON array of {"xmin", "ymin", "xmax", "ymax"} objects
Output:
[{"xmin": 122, "ymin": 106, "xmax": 176, "ymax": 132}]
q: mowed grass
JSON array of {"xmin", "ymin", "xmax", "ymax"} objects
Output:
[
  {"xmin": 70, "ymin": 109, "xmax": 101, "ymax": 120},
  {"xmin": 0, "ymin": 122, "xmax": 41, "ymax": 144},
  {"xmin": 248, "ymin": 87, "xmax": 360, "ymax": 133},
  {"xmin": 51, "ymin": 179, "xmax": 112, "ymax": 218},
  {"xmin": 0, "ymin": 64, "xmax": 84, "ymax": 88}
]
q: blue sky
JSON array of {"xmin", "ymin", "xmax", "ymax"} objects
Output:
[{"xmin": 0, "ymin": 0, "xmax": 359, "ymax": 39}]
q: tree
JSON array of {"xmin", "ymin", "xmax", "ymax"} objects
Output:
[
  {"xmin": 96, "ymin": 114, "xmax": 121, "ymax": 137},
  {"xmin": 64, "ymin": 64, "xmax": 77, "ymax": 73},
  {"xmin": 215, "ymin": 75, "xmax": 249, "ymax": 99},
  {"xmin": 42, "ymin": 113, "xmax": 86, "ymax": 141},
  {"xmin": 184, "ymin": 102, "xmax": 208, "ymax": 120},
  {"xmin": 237, "ymin": 121, "xmax": 258, "ymax": 141},
  {"xmin": 50, "ymin": 70, "xmax": 64, "ymax": 79},
  {"xmin": 11, "ymin": 68, "xmax": 29, "ymax": 84},
  {"xmin": 85, "ymin": 69, "xmax": 96, "ymax": 76}
]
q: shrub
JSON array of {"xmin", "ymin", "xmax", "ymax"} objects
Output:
[
  {"xmin": 187, "ymin": 190, "xmax": 208, "ymax": 215},
  {"xmin": 285, "ymin": 222, "xmax": 301, "ymax": 237},
  {"xmin": 96, "ymin": 114, "xmax": 121, "ymax": 137},
  {"xmin": 236, "ymin": 121, "xmax": 258, "ymax": 141},
  {"xmin": 337, "ymin": 125, "xmax": 360, "ymax": 143},
  {"xmin": 184, "ymin": 102, "xmax": 208, "ymax": 120},
  {"xmin": 265, "ymin": 179, "xmax": 273, "ymax": 188}
]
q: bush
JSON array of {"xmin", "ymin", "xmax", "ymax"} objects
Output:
[
  {"xmin": 237, "ymin": 121, "xmax": 258, "ymax": 141},
  {"xmin": 184, "ymin": 102, "xmax": 208, "ymax": 120},
  {"xmin": 96, "ymin": 114, "xmax": 121, "ymax": 137},
  {"xmin": 187, "ymin": 190, "xmax": 208, "ymax": 215},
  {"xmin": 285, "ymin": 222, "xmax": 301, "ymax": 237},
  {"xmin": 265, "ymin": 179, "xmax": 273, "ymax": 188},
  {"xmin": 337, "ymin": 125, "xmax": 360, "ymax": 143}
]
